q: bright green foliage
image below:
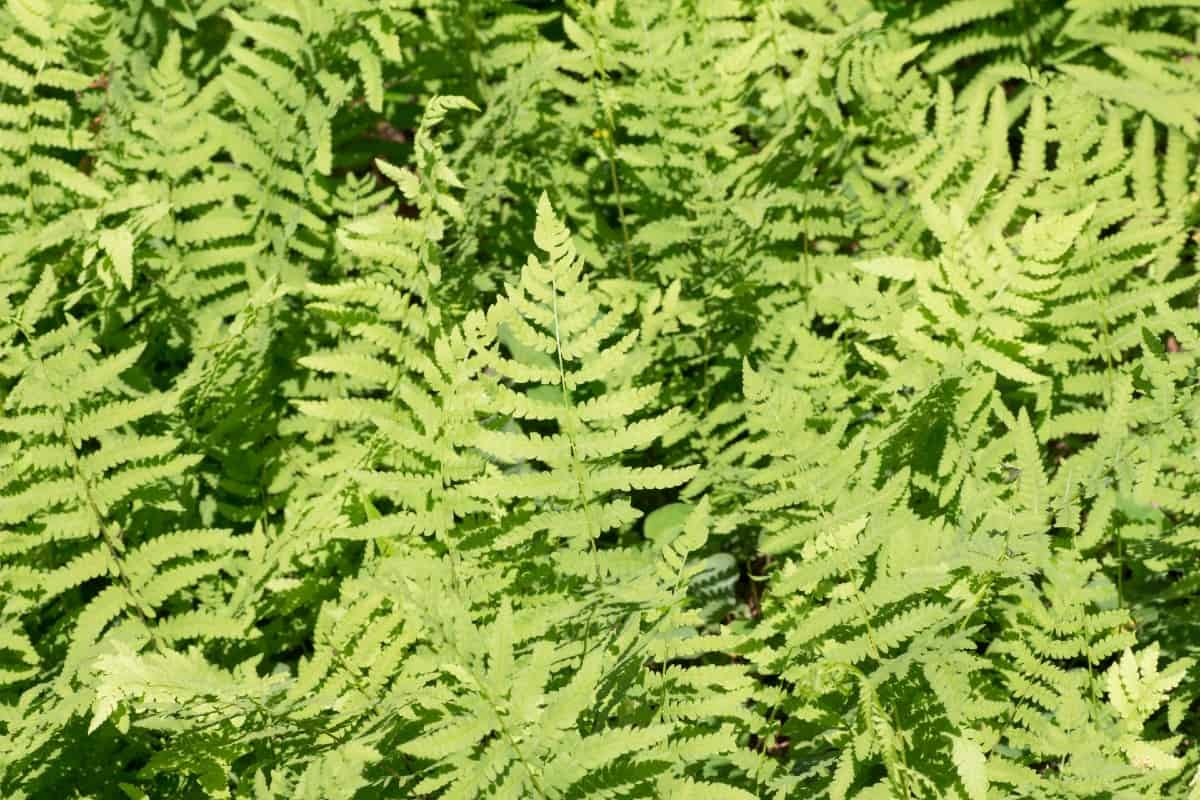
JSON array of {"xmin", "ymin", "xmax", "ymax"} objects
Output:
[{"xmin": 2, "ymin": 1, "xmax": 1200, "ymax": 798}]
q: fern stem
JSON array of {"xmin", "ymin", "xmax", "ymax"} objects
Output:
[
  {"xmin": 850, "ymin": 592, "xmax": 917, "ymax": 799},
  {"xmin": 459, "ymin": 0, "xmax": 485, "ymax": 103},
  {"xmin": 435, "ymin": 597, "xmax": 551, "ymax": 799},
  {"xmin": 605, "ymin": 138, "xmax": 634, "ymax": 279},
  {"xmin": 765, "ymin": 0, "xmax": 794, "ymax": 120},
  {"xmin": 548, "ymin": 257, "xmax": 601, "ymax": 577},
  {"xmin": 51, "ymin": 394, "xmax": 160, "ymax": 639},
  {"xmin": 584, "ymin": 11, "xmax": 635, "ymax": 279},
  {"xmin": 18, "ymin": 333, "xmax": 157, "ymax": 639}
]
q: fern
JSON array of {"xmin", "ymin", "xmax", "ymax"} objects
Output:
[{"xmin": 4, "ymin": 2, "xmax": 1200, "ymax": 797}]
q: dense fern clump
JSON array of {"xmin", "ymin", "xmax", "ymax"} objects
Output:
[{"xmin": 3, "ymin": 0, "xmax": 1200, "ymax": 797}]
